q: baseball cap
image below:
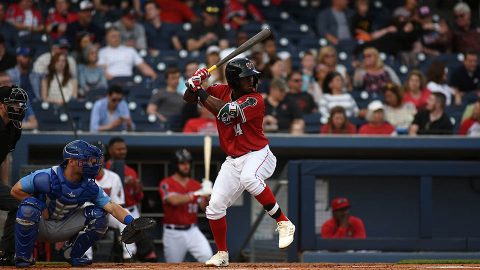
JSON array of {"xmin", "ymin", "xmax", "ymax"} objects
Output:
[
  {"xmin": 393, "ymin": 7, "xmax": 411, "ymax": 18},
  {"xmin": 206, "ymin": 45, "xmax": 220, "ymax": 55},
  {"xmin": 204, "ymin": 5, "xmax": 220, "ymax": 15},
  {"xmin": 368, "ymin": 100, "xmax": 384, "ymax": 112},
  {"xmin": 16, "ymin": 47, "xmax": 32, "ymax": 57},
  {"xmin": 79, "ymin": 0, "xmax": 93, "ymax": 11},
  {"xmin": 54, "ymin": 38, "xmax": 70, "ymax": 48},
  {"xmin": 331, "ymin": 197, "xmax": 351, "ymax": 211}
]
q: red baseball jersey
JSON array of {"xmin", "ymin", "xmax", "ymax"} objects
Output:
[
  {"xmin": 321, "ymin": 216, "xmax": 367, "ymax": 239},
  {"xmin": 206, "ymin": 84, "xmax": 269, "ymax": 157},
  {"xmin": 159, "ymin": 176, "xmax": 202, "ymax": 225}
]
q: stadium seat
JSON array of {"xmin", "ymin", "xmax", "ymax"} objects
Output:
[{"xmin": 303, "ymin": 113, "xmax": 322, "ymax": 134}]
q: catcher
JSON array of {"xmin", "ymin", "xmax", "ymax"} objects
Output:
[{"xmin": 10, "ymin": 140, "xmax": 155, "ymax": 267}]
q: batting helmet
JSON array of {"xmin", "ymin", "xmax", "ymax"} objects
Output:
[
  {"xmin": 225, "ymin": 58, "xmax": 260, "ymax": 91},
  {"xmin": 174, "ymin": 149, "xmax": 192, "ymax": 164},
  {"xmin": 0, "ymin": 85, "xmax": 28, "ymax": 129},
  {"xmin": 62, "ymin": 140, "xmax": 104, "ymax": 179}
]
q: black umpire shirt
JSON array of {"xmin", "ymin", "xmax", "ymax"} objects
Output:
[
  {"xmin": 0, "ymin": 118, "xmax": 21, "ymax": 164},
  {"xmin": 412, "ymin": 109, "xmax": 453, "ymax": 135}
]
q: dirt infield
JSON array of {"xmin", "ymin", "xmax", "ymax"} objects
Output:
[{"xmin": 4, "ymin": 263, "xmax": 480, "ymax": 270}]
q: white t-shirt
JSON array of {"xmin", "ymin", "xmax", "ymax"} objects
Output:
[
  {"xmin": 98, "ymin": 45, "xmax": 143, "ymax": 77},
  {"xmin": 95, "ymin": 169, "xmax": 125, "ymax": 205},
  {"xmin": 426, "ymin": 81, "xmax": 455, "ymax": 106}
]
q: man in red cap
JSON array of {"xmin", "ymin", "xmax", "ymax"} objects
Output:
[{"xmin": 321, "ymin": 197, "xmax": 366, "ymax": 238}]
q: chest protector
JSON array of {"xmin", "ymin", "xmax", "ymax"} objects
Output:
[{"xmin": 45, "ymin": 166, "xmax": 99, "ymax": 220}]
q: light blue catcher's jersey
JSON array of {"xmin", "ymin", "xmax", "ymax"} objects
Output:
[{"xmin": 20, "ymin": 166, "xmax": 111, "ymax": 220}]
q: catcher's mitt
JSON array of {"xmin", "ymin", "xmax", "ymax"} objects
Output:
[{"xmin": 121, "ymin": 217, "xmax": 157, "ymax": 244}]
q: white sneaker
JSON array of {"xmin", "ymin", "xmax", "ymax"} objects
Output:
[
  {"xmin": 276, "ymin": 220, "xmax": 295, "ymax": 249},
  {"xmin": 205, "ymin": 251, "xmax": 229, "ymax": 267}
]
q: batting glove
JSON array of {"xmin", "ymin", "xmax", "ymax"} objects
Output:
[
  {"xmin": 194, "ymin": 68, "xmax": 210, "ymax": 81},
  {"xmin": 186, "ymin": 75, "xmax": 203, "ymax": 92}
]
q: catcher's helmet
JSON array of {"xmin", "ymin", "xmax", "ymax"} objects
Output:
[
  {"xmin": 0, "ymin": 85, "xmax": 28, "ymax": 129},
  {"xmin": 62, "ymin": 140, "xmax": 104, "ymax": 179},
  {"xmin": 225, "ymin": 58, "xmax": 260, "ymax": 91}
]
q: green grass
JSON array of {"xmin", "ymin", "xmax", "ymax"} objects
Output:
[{"xmin": 398, "ymin": 259, "xmax": 480, "ymax": 264}]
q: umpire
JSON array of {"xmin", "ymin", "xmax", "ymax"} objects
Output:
[{"xmin": 0, "ymin": 85, "xmax": 28, "ymax": 265}]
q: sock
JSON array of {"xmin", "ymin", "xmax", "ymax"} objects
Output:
[
  {"xmin": 208, "ymin": 217, "xmax": 228, "ymax": 252},
  {"xmin": 255, "ymin": 186, "xmax": 289, "ymax": 223}
]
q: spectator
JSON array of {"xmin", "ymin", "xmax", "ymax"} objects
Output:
[
  {"xmin": 383, "ymin": 83, "xmax": 416, "ymax": 133},
  {"xmin": 425, "ymin": 61, "xmax": 455, "ymax": 106},
  {"xmin": 451, "ymin": 2, "xmax": 480, "ymax": 53},
  {"xmin": 72, "ymin": 31, "xmax": 93, "ymax": 64},
  {"xmin": 262, "ymin": 36, "xmax": 291, "ymax": 72},
  {"xmin": 0, "ymin": 3, "xmax": 18, "ymax": 53},
  {"xmin": 353, "ymin": 47, "xmax": 400, "ymax": 93},
  {"xmin": 46, "ymin": 0, "xmax": 78, "ymax": 40},
  {"xmin": 321, "ymin": 197, "xmax": 366, "ymax": 239},
  {"xmin": 222, "ymin": 0, "xmax": 263, "ymax": 30},
  {"xmin": 320, "ymin": 106, "xmax": 357, "ymax": 134},
  {"xmin": 459, "ymin": 98, "xmax": 480, "ymax": 136},
  {"xmin": 33, "ymin": 38, "xmax": 77, "ymax": 78},
  {"xmin": 205, "ymin": 46, "xmax": 225, "ymax": 85},
  {"xmin": 106, "ymin": 137, "xmax": 157, "ymax": 262},
  {"xmin": 409, "ymin": 92, "xmax": 453, "ymax": 135},
  {"xmin": 146, "ymin": 67, "xmax": 183, "ymax": 124},
  {"xmin": 264, "ymin": 78, "xmax": 304, "ymax": 134},
  {"xmin": 415, "ymin": 6, "xmax": 450, "ymax": 56},
  {"xmin": 392, "ymin": 0, "xmax": 417, "ymax": 21},
  {"xmin": 310, "ymin": 64, "xmax": 329, "ymax": 108},
  {"xmin": 113, "ymin": 9, "xmax": 147, "ymax": 50},
  {"xmin": 177, "ymin": 60, "xmax": 199, "ymax": 95},
  {"xmin": 285, "ymin": 70, "xmax": 317, "ymax": 115},
  {"xmin": 319, "ymin": 71, "xmax": 358, "ymax": 124},
  {"xmin": 350, "ymin": 0, "xmax": 374, "ymax": 42},
  {"xmin": 316, "ymin": 0, "xmax": 353, "ymax": 45},
  {"xmin": 0, "ymin": 35, "xmax": 16, "ymax": 72},
  {"xmin": 5, "ymin": 0, "xmax": 43, "ymax": 38},
  {"xmin": 359, "ymin": 100, "xmax": 396, "ymax": 135},
  {"xmin": 186, "ymin": 5, "xmax": 228, "ymax": 52},
  {"xmin": 183, "ymin": 105, "xmax": 217, "ymax": 134},
  {"xmin": 318, "ymin": 46, "xmax": 351, "ymax": 90},
  {"xmin": 6, "ymin": 47, "xmax": 40, "ymax": 101},
  {"xmin": 41, "ymin": 53, "xmax": 78, "ymax": 105},
  {"xmin": 300, "ymin": 50, "xmax": 316, "ymax": 93},
  {"xmin": 89, "ymin": 85, "xmax": 134, "ymax": 132},
  {"xmin": 258, "ymin": 56, "xmax": 288, "ymax": 94},
  {"xmin": 403, "ymin": 70, "xmax": 430, "ymax": 110},
  {"xmin": 65, "ymin": 0, "xmax": 104, "ymax": 46},
  {"xmin": 143, "ymin": 1, "xmax": 182, "ymax": 54},
  {"xmin": 97, "ymin": 27, "xmax": 157, "ymax": 82},
  {"xmin": 21, "ymin": 101, "xmax": 38, "ymax": 130},
  {"xmin": 158, "ymin": 149, "xmax": 212, "ymax": 263},
  {"xmin": 449, "ymin": 51, "xmax": 480, "ymax": 97},
  {"xmin": 78, "ymin": 45, "xmax": 108, "ymax": 97},
  {"xmin": 156, "ymin": 0, "xmax": 197, "ymax": 24}
]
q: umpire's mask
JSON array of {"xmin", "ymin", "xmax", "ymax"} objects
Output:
[{"xmin": 0, "ymin": 85, "xmax": 29, "ymax": 129}]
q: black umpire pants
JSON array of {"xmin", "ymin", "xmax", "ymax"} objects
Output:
[{"xmin": 0, "ymin": 182, "xmax": 18, "ymax": 255}]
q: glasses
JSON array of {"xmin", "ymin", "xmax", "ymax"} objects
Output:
[
  {"xmin": 363, "ymin": 54, "xmax": 374, "ymax": 58},
  {"xmin": 455, "ymin": 13, "xmax": 466, "ymax": 19},
  {"xmin": 291, "ymin": 78, "xmax": 302, "ymax": 82}
]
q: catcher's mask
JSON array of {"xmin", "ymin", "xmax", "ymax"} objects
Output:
[
  {"xmin": 0, "ymin": 85, "xmax": 28, "ymax": 129},
  {"xmin": 225, "ymin": 58, "xmax": 260, "ymax": 93},
  {"xmin": 62, "ymin": 140, "xmax": 104, "ymax": 179}
]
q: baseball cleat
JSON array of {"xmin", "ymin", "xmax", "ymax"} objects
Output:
[
  {"xmin": 205, "ymin": 251, "xmax": 229, "ymax": 267},
  {"xmin": 276, "ymin": 220, "xmax": 295, "ymax": 249}
]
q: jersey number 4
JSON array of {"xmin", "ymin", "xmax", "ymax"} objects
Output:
[{"xmin": 233, "ymin": 123, "xmax": 243, "ymax": 136}]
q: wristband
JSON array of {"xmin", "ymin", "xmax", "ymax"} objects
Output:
[
  {"xmin": 124, "ymin": 214, "xmax": 134, "ymax": 225},
  {"xmin": 198, "ymin": 88, "xmax": 209, "ymax": 102}
]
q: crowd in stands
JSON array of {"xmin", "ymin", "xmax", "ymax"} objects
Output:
[{"xmin": 0, "ymin": 0, "xmax": 479, "ymax": 136}]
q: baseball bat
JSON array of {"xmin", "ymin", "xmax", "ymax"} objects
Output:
[
  {"xmin": 204, "ymin": 135, "xmax": 212, "ymax": 181},
  {"xmin": 207, "ymin": 28, "xmax": 272, "ymax": 73}
]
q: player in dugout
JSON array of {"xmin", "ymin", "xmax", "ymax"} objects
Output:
[{"xmin": 321, "ymin": 197, "xmax": 366, "ymax": 239}]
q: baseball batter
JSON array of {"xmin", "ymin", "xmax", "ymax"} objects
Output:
[
  {"xmin": 85, "ymin": 167, "xmax": 137, "ymax": 260},
  {"xmin": 183, "ymin": 58, "xmax": 296, "ymax": 267},
  {"xmin": 158, "ymin": 149, "xmax": 213, "ymax": 262},
  {"xmin": 9, "ymin": 140, "xmax": 142, "ymax": 267}
]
